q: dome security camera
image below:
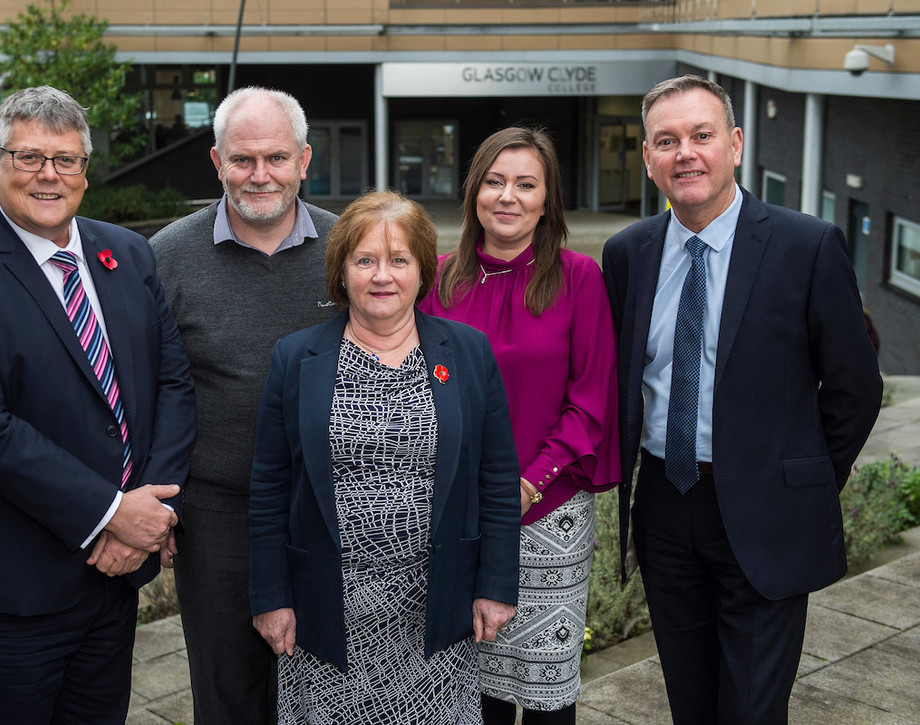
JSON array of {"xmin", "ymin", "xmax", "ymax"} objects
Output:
[
  {"xmin": 843, "ymin": 44, "xmax": 895, "ymax": 76},
  {"xmin": 844, "ymin": 48, "xmax": 871, "ymax": 76}
]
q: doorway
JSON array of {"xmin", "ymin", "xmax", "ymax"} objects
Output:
[
  {"xmin": 589, "ymin": 117, "xmax": 643, "ymax": 212},
  {"xmin": 393, "ymin": 121, "xmax": 458, "ymax": 199},
  {"xmin": 306, "ymin": 122, "xmax": 368, "ymax": 199}
]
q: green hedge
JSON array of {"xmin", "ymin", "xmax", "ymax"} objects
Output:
[
  {"xmin": 586, "ymin": 490, "xmax": 650, "ymax": 650},
  {"xmin": 841, "ymin": 457, "xmax": 920, "ymax": 565},
  {"xmin": 80, "ymin": 184, "xmax": 188, "ymax": 225}
]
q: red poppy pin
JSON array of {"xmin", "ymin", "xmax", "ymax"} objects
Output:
[
  {"xmin": 433, "ymin": 364, "xmax": 449, "ymax": 385},
  {"xmin": 98, "ymin": 250, "xmax": 118, "ymax": 270}
]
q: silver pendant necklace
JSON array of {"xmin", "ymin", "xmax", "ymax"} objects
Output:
[{"xmin": 479, "ymin": 258, "xmax": 534, "ymax": 285}]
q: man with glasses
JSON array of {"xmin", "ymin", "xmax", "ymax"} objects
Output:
[
  {"xmin": 149, "ymin": 86, "xmax": 337, "ymax": 725},
  {"xmin": 0, "ymin": 85, "xmax": 196, "ymax": 723}
]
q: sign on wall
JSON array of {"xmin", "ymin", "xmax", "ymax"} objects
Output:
[{"xmin": 381, "ymin": 61, "xmax": 672, "ymax": 98}]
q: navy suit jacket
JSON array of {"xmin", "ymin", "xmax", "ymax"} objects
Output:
[
  {"xmin": 0, "ymin": 214, "xmax": 196, "ymax": 616},
  {"xmin": 249, "ymin": 309, "xmax": 521, "ymax": 672},
  {"xmin": 603, "ymin": 190, "xmax": 882, "ymax": 600}
]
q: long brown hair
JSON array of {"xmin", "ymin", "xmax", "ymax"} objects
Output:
[{"xmin": 437, "ymin": 127, "xmax": 567, "ymax": 316}]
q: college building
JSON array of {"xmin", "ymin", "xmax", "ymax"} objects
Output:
[{"xmin": 3, "ymin": 0, "xmax": 918, "ymax": 372}]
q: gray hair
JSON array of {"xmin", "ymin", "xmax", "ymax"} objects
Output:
[
  {"xmin": 642, "ymin": 75, "xmax": 736, "ymax": 135},
  {"xmin": 213, "ymin": 86, "xmax": 308, "ymax": 153},
  {"xmin": 0, "ymin": 86, "xmax": 92, "ymax": 155}
]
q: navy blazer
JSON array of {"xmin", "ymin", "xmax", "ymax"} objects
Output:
[
  {"xmin": 0, "ymin": 214, "xmax": 196, "ymax": 616},
  {"xmin": 603, "ymin": 190, "xmax": 882, "ymax": 600},
  {"xmin": 249, "ymin": 309, "xmax": 521, "ymax": 672}
]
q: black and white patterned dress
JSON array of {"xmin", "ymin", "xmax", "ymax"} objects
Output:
[{"xmin": 277, "ymin": 340, "xmax": 481, "ymax": 725}]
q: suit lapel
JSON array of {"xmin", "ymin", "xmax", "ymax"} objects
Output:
[
  {"xmin": 714, "ymin": 192, "xmax": 769, "ymax": 392},
  {"xmin": 629, "ymin": 215, "xmax": 668, "ymax": 434},
  {"xmin": 416, "ymin": 312, "xmax": 460, "ymax": 539},
  {"xmin": 299, "ymin": 314, "xmax": 347, "ymax": 551},
  {"xmin": 0, "ymin": 220, "xmax": 108, "ymax": 401}
]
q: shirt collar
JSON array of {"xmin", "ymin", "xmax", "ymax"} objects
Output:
[
  {"xmin": 475, "ymin": 237, "xmax": 536, "ymax": 271},
  {"xmin": 0, "ymin": 204, "xmax": 83, "ymax": 264},
  {"xmin": 668, "ymin": 183, "xmax": 743, "ymax": 253},
  {"xmin": 213, "ymin": 194, "xmax": 318, "ymax": 251}
]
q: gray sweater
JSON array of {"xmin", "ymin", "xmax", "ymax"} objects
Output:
[{"xmin": 149, "ymin": 201, "xmax": 338, "ymax": 510}]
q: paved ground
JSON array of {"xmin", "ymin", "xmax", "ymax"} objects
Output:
[{"xmin": 128, "ymin": 205, "xmax": 920, "ymax": 724}]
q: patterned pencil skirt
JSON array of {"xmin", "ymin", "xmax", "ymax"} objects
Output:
[{"xmin": 478, "ymin": 489, "xmax": 596, "ymax": 711}]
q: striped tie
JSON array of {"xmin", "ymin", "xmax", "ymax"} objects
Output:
[{"xmin": 49, "ymin": 250, "xmax": 133, "ymax": 488}]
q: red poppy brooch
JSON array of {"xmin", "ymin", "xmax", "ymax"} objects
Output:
[
  {"xmin": 433, "ymin": 364, "xmax": 449, "ymax": 385},
  {"xmin": 98, "ymin": 249, "xmax": 118, "ymax": 270}
]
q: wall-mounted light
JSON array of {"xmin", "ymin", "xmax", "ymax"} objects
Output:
[
  {"xmin": 766, "ymin": 99, "xmax": 778, "ymax": 120},
  {"xmin": 843, "ymin": 44, "xmax": 895, "ymax": 76}
]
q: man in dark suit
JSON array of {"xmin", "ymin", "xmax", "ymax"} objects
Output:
[
  {"xmin": 602, "ymin": 75, "xmax": 882, "ymax": 724},
  {"xmin": 0, "ymin": 86, "xmax": 195, "ymax": 723}
]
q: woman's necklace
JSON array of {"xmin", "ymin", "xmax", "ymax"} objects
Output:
[
  {"xmin": 345, "ymin": 321, "xmax": 416, "ymax": 364},
  {"xmin": 479, "ymin": 258, "xmax": 535, "ymax": 285}
]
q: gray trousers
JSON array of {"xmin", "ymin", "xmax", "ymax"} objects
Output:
[{"xmin": 174, "ymin": 503, "xmax": 277, "ymax": 725}]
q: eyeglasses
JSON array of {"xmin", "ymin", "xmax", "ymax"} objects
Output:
[{"xmin": 0, "ymin": 146, "xmax": 88, "ymax": 175}]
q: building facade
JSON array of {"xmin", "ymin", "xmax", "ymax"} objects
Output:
[{"xmin": 2, "ymin": 0, "xmax": 918, "ymax": 372}]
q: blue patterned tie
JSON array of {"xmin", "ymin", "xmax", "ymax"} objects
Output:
[
  {"xmin": 665, "ymin": 235, "xmax": 707, "ymax": 494},
  {"xmin": 49, "ymin": 251, "xmax": 133, "ymax": 488}
]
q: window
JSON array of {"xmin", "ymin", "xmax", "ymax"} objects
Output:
[
  {"xmin": 762, "ymin": 170, "xmax": 786, "ymax": 207},
  {"xmin": 124, "ymin": 65, "xmax": 219, "ymax": 157},
  {"xmin": 306, "ymin": 122, "xmax": 368, "ymax": 198},
  {"xmin": 890, "ymin": 216, "xmax": 920, "ymax": 298},
  {"xmin": 821, "ymin": 191, "xmax": 836, "ymax": 225}
]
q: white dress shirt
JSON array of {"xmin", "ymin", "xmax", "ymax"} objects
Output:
[{"xmin": 2, "ymin": 207, "xmax": 122, "ymax": 547}]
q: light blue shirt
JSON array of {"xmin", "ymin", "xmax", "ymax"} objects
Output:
[
  {"xmin": 213, "ymin": 194, "xmax": 318, "ymax": 253},
  {"xmin": 641, "ymin": 184, "xmax": 743, "ymax": 462}
]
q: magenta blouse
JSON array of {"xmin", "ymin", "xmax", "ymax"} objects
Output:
[{"xmin": 419, "ymin": 242, "xmax": 620, "ymax": 525}]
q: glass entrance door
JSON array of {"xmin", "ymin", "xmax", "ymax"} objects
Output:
[
  {"xmin": 306, "ymin": 122, "xmax": 367, "ymax": 199},
  {"xmin": 599, "ymin": 121, "xmax": 627, "ymax": 209},
  {"xmin": 394, "ymin": 122, "xmax": 458, "ymax": 199},
  {"xmin": 590, "ymin": 117, "xmax": 643, "ymax": 212}
]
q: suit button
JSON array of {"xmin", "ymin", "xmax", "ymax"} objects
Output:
[{"xmin": 106, "ymin": 424, "xmax": 119, "ymax": 438}]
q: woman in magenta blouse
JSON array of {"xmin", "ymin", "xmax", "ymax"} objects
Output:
[{"xmin": 419, "ymin": 127, "xmax": 620, "ymax": 725}]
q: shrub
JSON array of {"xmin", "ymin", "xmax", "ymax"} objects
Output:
[
  {"xmin": 138, "ymin": 568, "xmax": 179, "ymax": 625},
  {"xmin": 80, "ymin": 184, "xmax": 188, "ymax": 225},
  {"xmin": 841, "ymin": 457, "xmax": 918, "ymax": 565},
  {"xmin": 898, "ymin": 464, "xmax": 920, "ymax": 527},
  {"xmin": 586, "ymin": 489, "xmax": 650, "ymax": 650}
]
